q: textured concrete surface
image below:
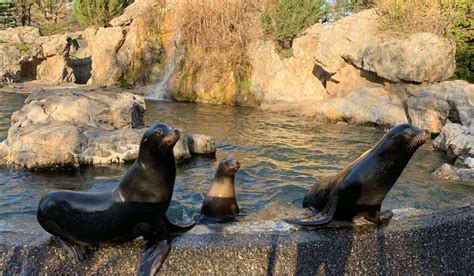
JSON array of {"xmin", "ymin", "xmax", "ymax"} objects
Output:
[{"xmin": 1, "ymin": 207, "xmax": 472, "ymax": 275}]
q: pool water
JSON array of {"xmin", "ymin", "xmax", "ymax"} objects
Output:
[{"xmin": 0, "ymin": 92, "xmax": 472, "ymax": 234}]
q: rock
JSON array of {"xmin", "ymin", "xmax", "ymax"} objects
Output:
[
  {"xmin": 187, "ymin": 133, "xmax": 216, "ymax": 156},
  {"xmin": 0, "ymin": 26, "xmax": 41, "ymax": 44},
  {"xmin": 2, "ymin": 123, "xmax": 84, "ymax": 169},
  {"xmin": 349, "ymin": 33, "xmax": 456, "ymax": 83},
  {"xmin": 36, "ymin": 55, "xmax": 75, "ymax": 83},
  {"xmin": 314, "ymin": 9, "xmax": 382, "ymax": 76},
  {"xmin": 247, "ymin": 36, "xmax": 327, "ymax": 104},
  {"xmin": 174, "ymin": 130, "xmax": 192, "ymax": 161},
  {"xmin": 110, "ymin": 0, "xmax": 161, "ymax": 27},
  {"xmin": 432, "ymin": 122, "xmax": 474, "ymax": 159},
  {"xmin": 432, "ymin": 121, "xmax": 474, "ymax": 180},
  {"xmin": 0, "ymin": 90, "xmax": 146, "ymax": 169},
  {"xmin": 407, "ymin": 80, "xmax": 474, "ymax": 133},
  {"xmin": 0, "ymin": 43, "xmax": 43, "ymax": 83},
  {"xmin": 79, "ymin": 128, "xmax": 147, "ymax": 164},
  {"xmin": 10, "ymin": 89, "xmax": 145, "ymax": 129},
  {"xmin": 433, "ymin": 163, "xmax": 474, "ymax": 181},
  {"xmin": 318, "ymin": 87, "xmax": 407, "ymax": 126},
  {"xmin": 88, "ymin": 27, "xmax": 126, "ymax": 85},
  {"xmin": 0, "ymin": 89, "xmax": 216, "ymax": 169}
]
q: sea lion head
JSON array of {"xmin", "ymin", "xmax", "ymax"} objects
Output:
[
  {"xmin": 381, "ymin": 124, "xmax": 430, "ymax": 154},
  {"xmin": 140, "ymin": 123, "xmax": 180, "ymax": 156},
  {"xmin": 216, "ymin": 158, "xmax": 241, "ymax": 177}
]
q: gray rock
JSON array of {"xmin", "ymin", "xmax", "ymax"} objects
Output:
[
  {"xmin": 0, "ymin": 89, "xmax": 216, "ymax": 169},
  {"xmin": 432, "ymin": 121, "xmax": 474, "ymax": 180},
  {"xmin": 317, "ymin": 87, "xmax": 407, "ymax": 126},
  {"xmin": 0, "ymin": 90, "xmax": 146, "ymax": 169},
  {"xmin": 349, "ymin": 33, "xmax": 456, "ymax": 83},
  {"xmin": 187, "ymin": 133, "xmax": 216, "ymax": 156},
  {"xmin": 407, "ymin": 80, "xmax": 474, "ymax": 133},
  {"xmin": 433, "ymin": 163, "xmax": 474, "ymax": 180},
  {"xmin": 174, "ymin": 130, "xmax": 192, "ymax": 161},
  {"xmin": 432, "ymin": 122, "xmax": 474, "ymax": 158}
]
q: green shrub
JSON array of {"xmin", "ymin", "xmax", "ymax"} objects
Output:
[
  {"xmin": 73, "ymin": 0, "xmax": 128, "ymax": 27},
  {"xmin": 17, "ymin": 44, "xmax": 29, "ymax": 52},
  {"xmin": 262, "ymin": 0, "xmax": 328, "ymax": 57},
  {"xmin": 39, "ymin": 16, "xmax": 81, "ymax": 35},
  {"xmin": 447, "ymin": 0, "xmax": 473, "ymax": 82}
]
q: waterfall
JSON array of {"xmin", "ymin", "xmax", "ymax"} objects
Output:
[{"xmin": 145, "ymin": 32, "xmax": 184, "ymax": 101}]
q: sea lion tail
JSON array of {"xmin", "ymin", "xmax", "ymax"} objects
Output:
[
  {"xmin": 139, "ymin": 240, "xmax": 171, "ymax": 276},
  {"xmin": 284, "ymin": 196, "xmax": 338, "ymax": 227}
]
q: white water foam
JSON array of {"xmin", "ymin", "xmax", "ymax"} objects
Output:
[{"xmin": 145, "ymin": 32, "xmax": 184, "ymax": 101}]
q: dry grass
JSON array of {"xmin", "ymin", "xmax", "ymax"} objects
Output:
[
  {"xmin": 175, "ymin": 0, "xmax": 263, "ymax": 70},
  {"xmin": 374, "ymin": 0, "xmax": 453, "ymax": 36}
]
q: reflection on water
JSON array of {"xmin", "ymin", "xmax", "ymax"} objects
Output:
[{"xmin": 0, "ymin": 95, "xmax": 473, "ymax": 232}]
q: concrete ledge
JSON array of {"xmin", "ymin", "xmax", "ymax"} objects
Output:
[{"xmin": 1, "ymin": 207, "xmax": 472, "ymax": 274}]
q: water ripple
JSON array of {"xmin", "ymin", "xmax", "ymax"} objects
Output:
[{"xmin": 0, "ymin": 95, "xmax": 472, "ymax": 231}]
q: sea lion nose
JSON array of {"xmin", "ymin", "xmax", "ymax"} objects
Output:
[
  {"xmin": 174, "ymin": 129, "xmax": 180, "ymax": 139},
  {"xmin": 235, "ymin": 160, "xmax": 240, "ymax": 168}
]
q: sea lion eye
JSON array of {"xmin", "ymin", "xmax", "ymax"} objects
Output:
[
  {"xmin": 155, "ymin": 131, "xmax": 163, "ymax": 136},
  {"xmin": 403, "ymin": 128, "xmax": 415, "ymax": 137}
]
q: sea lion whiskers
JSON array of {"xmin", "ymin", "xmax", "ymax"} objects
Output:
[{"xmin": 406, "ymin": 131, "xmax": 428, "ymax": 151}]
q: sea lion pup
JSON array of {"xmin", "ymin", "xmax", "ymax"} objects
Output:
[
  {"xmin": 201, "ymin": 158, "xmax": 240, "ymax": 221},
  {"xmin": 286, "ymin": 124, "xmax": 430, "ymax": 226},
  {"xmin": 37, "ymin": 123, "xmax": 195, "ymax": 275}
]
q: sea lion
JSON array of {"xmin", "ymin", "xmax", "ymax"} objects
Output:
[
  {"xmin": 286, "ymin": 124, "xmax": 430, "ymax": 226},
  {"xmin": 200, "ymin": 158, "xmax": 240, "ymax": 220},
  {"xmin": 37, "ymin": 123, "xmax": 194, "ymax": 275}
]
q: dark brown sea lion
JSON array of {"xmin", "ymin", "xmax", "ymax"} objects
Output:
[
  {"xmin": 37, "ymin": 123, "xmax": 194, "ymax": 275},
  {"xmin": 286, "ymin": 124, "xmax": 430, "ymax": 226},
  {"xmin": 201, "ymin": 158, "xmax": 240, "ymax": 220}
]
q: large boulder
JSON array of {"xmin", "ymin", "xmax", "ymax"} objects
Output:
[
  {"xmin": 0, "ymin": 26, "xmax": 41, "ymax": 44},
  {"xmin": 0, "ymin": 89, "xmax": 215, "ymax": 169},
  {"xmin": 317, "ymin": 87, "xmax": 407, "ymax": 126},
  {"xmin": 247, "ymin": 34, "xmax": 327, "ymax": 104},
  {"xmin": 432, "ymin": 121, "xmax": 474, "ymax": 180},
  {"xmin": 0, "ymin": 27, "xmax": 81, "ymax": 84},
  {"xmin": 406, "ymin": 80, "xmax": 474, "ymax": 133},
  {"xmin": 88, "ymin": 27, "xmax": 126, "ymax": 85},
  {"xmin": 313, "ymin": 9, "xmax": 382, "ymax": 76},
  {"xmin": 348, "ymin": 33, "xmax": 456, "ymax": 83}
]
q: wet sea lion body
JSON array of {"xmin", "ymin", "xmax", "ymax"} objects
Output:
[
  {"xmin": 37, "ymin": 123, "xmax": 194, "ymax": 274},
  {"xmin": 200, "ymin": 158, "xmax": 240, "ymax": 221},
  {"xmin": 287, "ymin": 124, "xmax": 430, "ymax": 226}
]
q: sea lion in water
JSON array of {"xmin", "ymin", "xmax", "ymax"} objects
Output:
[
  {"xmin": 201, "ymin": 158, "xmax": 240, "ymax": 220},
  {"xmin": 286, "ymin": 124, "xmax": 429, "ymax": 226},
  {"xmin": 37, "ymin": 123, "xmax": 194, "ymax": 275}
]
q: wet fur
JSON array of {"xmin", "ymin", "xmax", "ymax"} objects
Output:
[
  {"xmin": 201, "ymin": 158, "xmax": 240, "ymax": 219},
  {"xmin": 288, "ymin": 124, "xmax": 429, "ymax": 226},
  {"xmin": 37, "ymin": 123, "xmax": 192, "ymax": 274}
]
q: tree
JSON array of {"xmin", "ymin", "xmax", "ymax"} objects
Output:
[
  {"xmin": 35, "ymin": 0, "xmax": 67, "ymax": 23},
  {"xmin": 0, "ymin": 0, "xmax": 17, "ymax": 28},
  {"xmin": 73, "ymin": 0, "xmax": 128, "ymax": 27},
  {"xmin": 262, "ymin": 0, "xmax": 329, "ymax": 57},
  {"xmin": 11, "ymin": 0, "xmax": 33, "ymax": 26}
]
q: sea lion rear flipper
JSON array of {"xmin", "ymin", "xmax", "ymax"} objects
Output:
[
  {"xmin": 55, "ymin": 236, "xmax": 92, "ymax": 262},
  {"xmin": 285, "ymin": 196, "xmax": 338, "ymax": 226},
  {"xmin": 138, "ymin": 240, "xmax": 171, "ymax": 276},
  {"xmin": 164, "ymin": 215, "xmax": 195, "ymax": 233}
]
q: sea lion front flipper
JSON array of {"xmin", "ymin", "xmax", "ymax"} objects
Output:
[
  {"xmin": 364, "ymin": 208, "xmax": 382, "ymax": 224},
  {"xmin": 138, "ymin": 240, "xmax": 171, "ymax": 276},
  {"xmin": 55, "ymin": 236, "xmax": 92, "ymax": 262},
  {"xmin": 285, "ymin": 196, "xmax": 338, "ymax": 226},
  {"xmin": 164, "ymin": 215, "xmax": 195, "ymax": 233}
]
